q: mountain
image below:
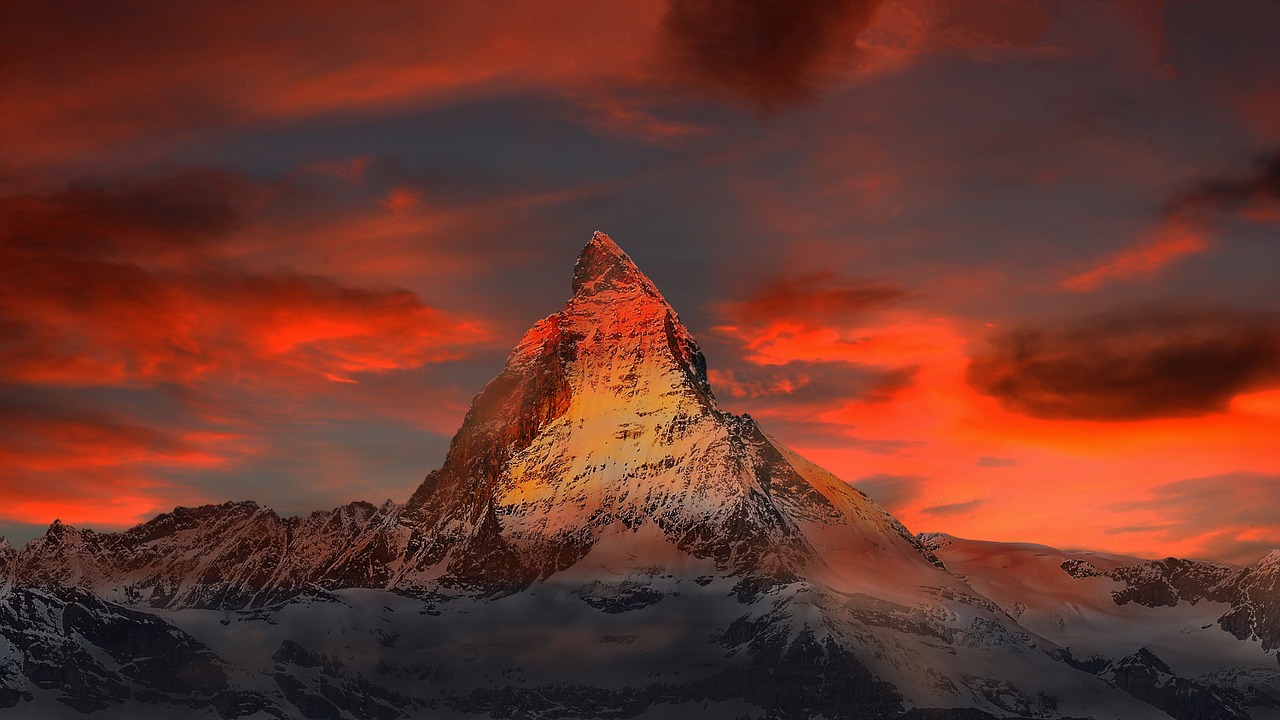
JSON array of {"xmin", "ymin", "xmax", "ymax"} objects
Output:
[
  {"xmin": 922, "ymin": 533, "xmax": 1280, "ymax": 720},
  {"xmin": 0, "ymin": 232, "xmax": 1275, "ymax": 719},
  {"xmin": 397, "ymin": 232, "xmax": 949, "ymax": 593}
]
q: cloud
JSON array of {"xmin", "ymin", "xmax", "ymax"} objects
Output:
[
  {"xmin": 976, "ymin": 456, "xmax": 1017, "ymax": 468},
  {"xmin": 3, "ymin": 169, "xmax": 248, "ymax": 258},
  {"xmin": 659, "ymin": 0, "xmax": 886, "ymax": 109},
  {"xmin": 0, "ymin": 168, "xmax": 489, "ymax": 388},
  {"xmin": 0, "ymin": 396, "xmax": 232, "ymax": 479},
  {"xmin": 1061, "ymin": 147, "xmax": 1280, "ymax": 293},
  {"xmin": 706, "ymin": 273, "xmax": 932, "ymax": 451},
  {"xmin": 0, "ymin": 388, "xmax": 234, "ymax": 529},
  {"xmin": 1168, "ymin": 147, "xmax": 1280, "ymax": 222},
  {"xmin": 567, "ymin": 91, "xmax": 712, "ymax": 146},
  {"xmin": 1061, "ymin": 219, "xmax": 1207, "ymax": 292},
  {"xmin": 707, "ymin": 362, "xmax": 917, "ymax": 454},
  {"xmin": 379, "ymin": 187, "xmax": 421, "ymax": 215},
  {"xmin": 711, "ymin": 272, "xmax": 914, "ymax": 367},
  {"xmin": 920, "ymin": 498, "xmax": 986, "ymax": 517},
  {"xmin": 967, "ymin": 306, "xmax": 1280, "ymax": 421},
  {"xmin": 0, "ymin": 166, "xmax": 500, "ymax": 532},
  {"xmin": 852, "ymin": 473, "xmax": 926, "ymax": 512},
  {"xmin": 0, "ymin": 0, "xmax": 666, "ymax": 167},
  {"xmin": 709, "ymin": 362, "xmax": 914, "ymax": 405},
  {"xmin": 719, "ymin": 272, "xmax": 908, "ymax": 328},
  {"xmin": 912, "ymin": 0, "xmax": 1061, "ymax": 49},
  {"xmin": 1107, "ymin": 472, "xmax": 1280, "ymax": 564}
]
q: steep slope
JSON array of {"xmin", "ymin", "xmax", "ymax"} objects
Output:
[
  {"xmin": 923, "ymin": 533, "xmax": 1280, "ymax": 718},
  {"xmin": 1219, "ymin": 550, "xmax": 1280, "ymax": 652},
  {"xmin": 0, "ymin": 538, "xmax": 14, "ymax": 588},
  {"xmin": 398, "ymin": 232, "xmax": 942, "ymax": 593}
]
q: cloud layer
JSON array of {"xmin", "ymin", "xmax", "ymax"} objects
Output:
[{"xmin": 967, "ymin": 307, "xmax": 1280, "ymax": 421}]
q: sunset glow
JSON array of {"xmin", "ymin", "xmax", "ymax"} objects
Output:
[{"xmin": 2, "ymin": 0, "xmax": 1278, "ymax": 566}]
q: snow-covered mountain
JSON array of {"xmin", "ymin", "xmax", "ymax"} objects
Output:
[
  {"xmin": 1, "ymin": 232, "xmax": 1276, "ymax": 719},
  {"xmin": 922, "ymin": 533, "xmax": 1280, "ymax": 719}
]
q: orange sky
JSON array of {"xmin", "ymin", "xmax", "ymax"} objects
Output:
[{"xmin": 2, "ymin": 0, "xmax": 1278, "ymax": 563}]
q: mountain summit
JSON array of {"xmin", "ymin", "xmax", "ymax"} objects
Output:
[{"xmin": 400, "ymin": 231, "xmax": 937, "ymax": 591}]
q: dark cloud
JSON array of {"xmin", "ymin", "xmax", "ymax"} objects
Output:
[
  {"xmin": 718, "ymin": 272, "xmax": 908, "ymax": 328},
  {"xmin": 1107, "ymin": 473, "xmax": 1280, "ymax": 564},
  {"xmin": 852, "ymin": 473, "xmax": 926, "ymax": 512},
  {"xmin": 0, "ymin": 168, "xmax": 487, "ymax": 387},
  {"xmin": 711, "ymin": 361, "xmax": 915, "ymax": 406},
  {"xmin": 1167, "ymin": 147, "xmax": 1280, "ymax": 221},
  {"xmin": 1104, "ymin": 524, "xmax": 1171, "ymax": 536},
  {"xmin": 660, "ymin": 0, "xmax": 884, "ymax": 109},
  {"xmin": 925, "ymin": 0, "xmax": 1061, "ymax": 49},
  {"xmin": 921, "ymin": 499, "xmax": 986, "ymax": 517},
  {"xmin": 976, "ymin": 456, "xmax": 1018, "ymax": 468},
  {"xmin": 0, "ymin": 166, "xmax": 494, "ymax": 531},
  {"xmin": 1, "ymin": 0, "xmax": 663, "ymax": 167},
  {"xmin": 2, "ymin": 168, "xmax": 249, "ymax": 258},
  {"xmin": 967, "ymin": 307, "xmax": 1280, "ymax": 421}
]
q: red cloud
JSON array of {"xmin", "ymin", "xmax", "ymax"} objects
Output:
[
  {"xmin": 1061, "ymin": 220, "xmax": 1208, "ymax": 292},
  {"xmin": 1107, "ymin": 473, "xmax": 1280, "ymax": 565},
  {"xmin": 1, "ymin": 1, "xmax": 667, "ymax": 168},
  {"xmin": 719, "ymin": 272, "xmax": 907, "ymax": 329},
  {"xmin": 0, "ymin": 401, "xmax": 240, "ymax": 528},
  {"xmin": 659, "ymin": 0, "xmax": 886, "ymax": 109},
  {"xmin": 568, "ymin": 92, "xmax": 712, "ymax": 146},
  {"xmin": 0, "ymin": 167, "xmax": 495, "ymax": 532},
  {"xmin": 967, "ymin": 306, "xmax": 1280, "ymax": 421},
  {"xmin": 0, "ymin": 169, "xmax": 489, "ymax": 388}
]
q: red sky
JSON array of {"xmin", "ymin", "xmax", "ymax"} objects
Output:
[{"xmin": 3, "ymin": 0, "xmax": 1279, "ymax": 564}]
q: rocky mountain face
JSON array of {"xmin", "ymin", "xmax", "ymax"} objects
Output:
[
  {"xmin": 398, "ymin": 232, "xmax": 945, "ymax": 593},
  {"xmin": 12, "ymin": 501, "xmax": 407, "ymax": 609},
  {"xmin": 1045, "ymin": 541, "xmax": 1280, "ymax": 653},
  {"xmin": 0, "ymin": 233, "xmax": 1277, "ymax": 719}
]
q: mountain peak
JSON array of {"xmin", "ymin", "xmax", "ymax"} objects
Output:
[
  {"xmin": 571, "ymin": 231, "xmax": 659, "ymax": 298},
  {"xmin": 399, "ymin": 230, "xmax": 939, "ymax": 591}
]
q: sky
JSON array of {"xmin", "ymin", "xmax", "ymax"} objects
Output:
[{"xmin": 2, "ymin": 0, "xmax": 1278, "ymax": 564}]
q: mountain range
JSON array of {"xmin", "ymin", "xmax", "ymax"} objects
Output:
[{"xmin": 1, "ymin": 232, "xmax": 1276, "ymax": 719}]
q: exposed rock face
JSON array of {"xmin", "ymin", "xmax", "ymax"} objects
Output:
[
  {"xmin": 1219, "ymin": 551, "xmax": 1280, "ymax": 651},
  {"xmin": 1101, "ymin": 648, "xmax": 1249, "ymax": 720},
  {"xmin": 1058, "ymin": 556, "xmax": 1237, "ymax": 608},
  {"xmin": 0, "ymin": 538, "xmax": 14, "ymax": 588},
  {"xmin": 14, "ymin": 501, "xmax": 405, "ymax": 609},
  {"xmin": 1055, "ymin": 549, "xmax": 1280, "ymax": 653}
]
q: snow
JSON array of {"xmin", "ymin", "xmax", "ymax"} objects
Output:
[{"xmin": 931, "ymin": 534, "xmax": 1279, "ymax": 677}]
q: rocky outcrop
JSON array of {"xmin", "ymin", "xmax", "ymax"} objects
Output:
[
  {"xmin": 1059, "ymin": 552, "xmax": 1280, "ymax": 653},
  {"xmin": 1101, "ymin": 648, "xmax": 1249, "ymax": 720},
  {"xmin": 1219, "ymin": 551, "xmax": 1280, "ymax": 651}
]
